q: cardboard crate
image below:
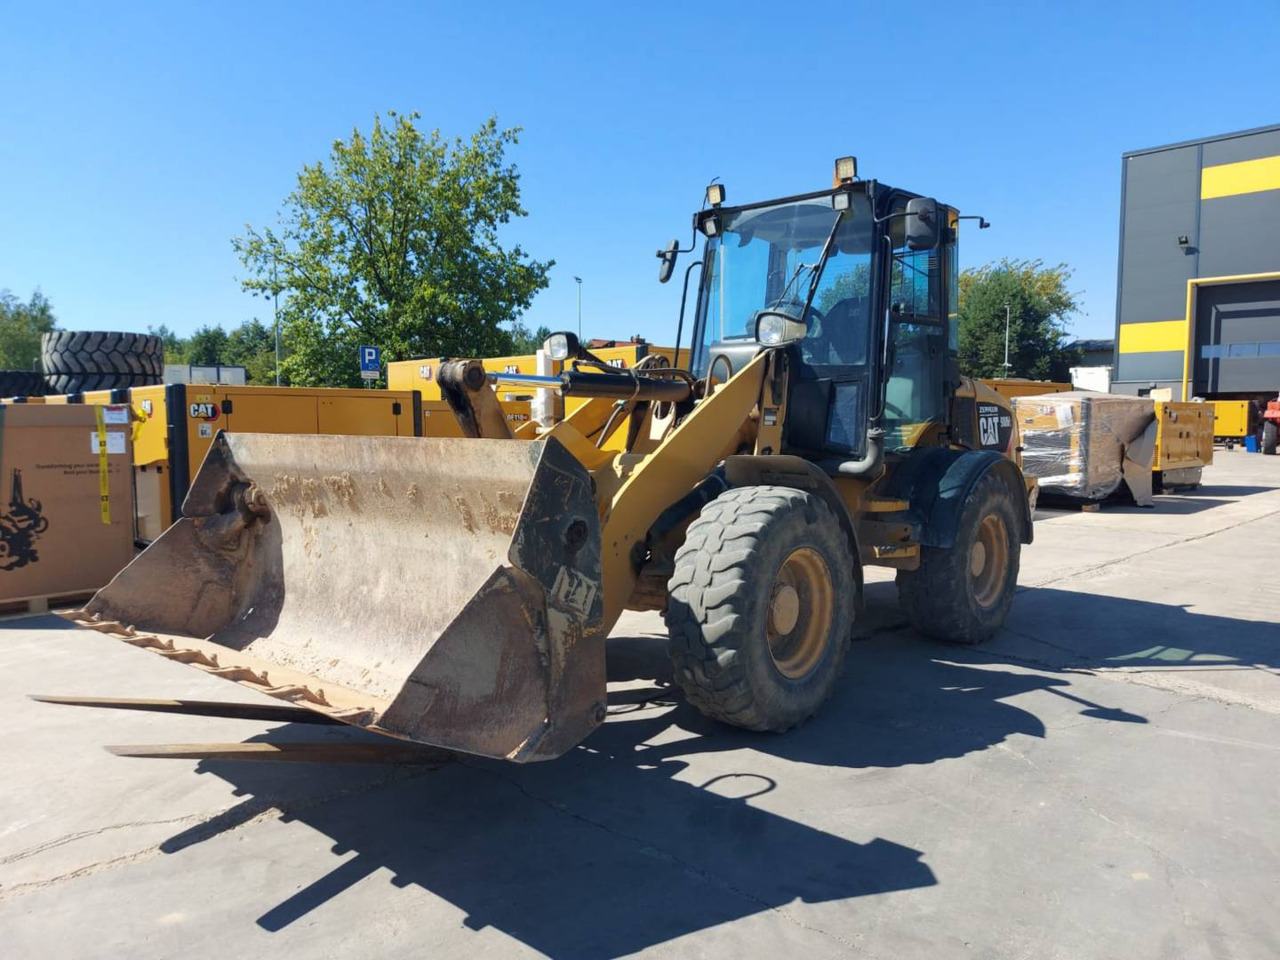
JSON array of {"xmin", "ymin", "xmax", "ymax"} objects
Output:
[
  {"xmin": 0, "ymin": 404, "xmax": 135, "ymax": 606},
  {"xmin": 1013, "ymin": 392, "xmax": 1157, "ymax": 503}
]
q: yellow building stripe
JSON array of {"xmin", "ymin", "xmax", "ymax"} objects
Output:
[
  {"xmin": 1118, "ymin": 319, "xmax": 1187, "ymax": 354},
  {"xmin": 1200, "ymin": 154, "xmax": 1280, "ymax": 200}
]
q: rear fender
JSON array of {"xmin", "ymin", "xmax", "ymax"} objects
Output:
[{"xmin": 882, "ymin": 447, "xmax": 1033, "ymax": 547}]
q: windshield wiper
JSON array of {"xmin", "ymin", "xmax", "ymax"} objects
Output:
[
  {"xmin": 772, "ymin": 260, "xmax": 815, "ymax": 311},
  {"xmin": 799, "ymin": 212, "xmax": 844, "ymax": 320}
]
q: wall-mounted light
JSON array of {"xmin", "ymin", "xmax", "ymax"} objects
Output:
[{"xmin": 1177, "ymin": 235, "xmax": 1190, "ymax": 246}]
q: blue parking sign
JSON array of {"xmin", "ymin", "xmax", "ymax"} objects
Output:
[{"xmin": 359, "ymin": 345, "xmax": 381, "ymax": 379}]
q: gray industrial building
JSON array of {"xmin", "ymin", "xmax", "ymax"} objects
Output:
[{"xmin": 1112, "ymin": 124, "xmax": 1280, "ymax": 402}]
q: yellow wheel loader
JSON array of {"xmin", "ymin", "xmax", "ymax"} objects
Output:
[{"xmin": 58, "ymin": 159, "xmax": 1032, "ymax": 763}]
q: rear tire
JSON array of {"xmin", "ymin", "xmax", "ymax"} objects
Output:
[
  {"xmin": 41, "ymin": 331, "xmax": 164, "ymax": 395},
  {"xmin": 1264, "ymin": 421, "xmax": 1277, "ymax": 456},
  {"xmin": 665, "ymin": 486, "xmax": 857, "ymax": 732},
  {"xmin": 896, "ymin": 472, "xmax": 1021, "ymax": 644}
]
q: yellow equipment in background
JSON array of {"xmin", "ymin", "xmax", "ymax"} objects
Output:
[
  {"xmin": 1209, "ymin": 399, "xmax": 1251, "ymax": 448},
  {"xmin": 56, "ymin": 384, "xmax": 419, "ymax": 540},
  {"xmin": 980, "ymin": 379, "xmax": 1072, "ymax": 402},
  {"xmin": 1153, "ymin": 401, "xmax": 1214, "ymax": 489}
]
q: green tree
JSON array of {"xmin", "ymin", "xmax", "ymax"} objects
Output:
[
  {"xmin": 0, "ymin": 289, "xmax": 57, "ymax": 369},
  {"xmin": 957, "ymin": 259, "xmax": 1082, "ymax": 380},
  {"xmin": 817, "ymin": 263, "xmax": 872, "ymax": 312},
  {"xmin": 148, "ymin": 324, "xmax": 188, "ymax": 365},
  {"xmin": 186, "ymin": 325, "xmax": 230, "ymax": 365},
  {"xmin": 233, "ymin": 112, "xmax": 552, "ymax": 387},
  {"xmin": 225, "ymin": 318, "xmax": 281, "ymax": 384},
  {"xmin": 509, "ymin": 323, "xmax": 552, "ymax": 355}
]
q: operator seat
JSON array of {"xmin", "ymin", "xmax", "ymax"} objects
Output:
[{"xmin": 805, "ymin": 297, "xmax": 868, "ymax": 367}]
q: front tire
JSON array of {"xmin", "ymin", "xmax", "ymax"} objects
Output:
[
  {"xmin": 896, "ymin": 472, "xmax": 1021, "ymax": 644},
  {"xmin": 1263, "ymin": 421, "xmax": 1277, "ymax": 455},
  {"xmin": 665, "ymin": 486, "xmax": 857, "ymax": 732}
]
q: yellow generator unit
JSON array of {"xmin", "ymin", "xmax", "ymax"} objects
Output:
[
  {"xmin": 980, "ymin": 379, "xmax": 1072, "ymax": 402},
  {"xmin": 1153, "ymin": 401, "xmax": 1213, "ymax": 489},
  {"xmin": 1209, "ymin": 399, "xmax": 1250, "ymax": 448},
  {"xmin": 70, "ymin": 384, "xmax": 419, "ymax": 540}
]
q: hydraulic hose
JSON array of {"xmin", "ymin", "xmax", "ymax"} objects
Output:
[{"xmin": 817, "ymin": 428, "xmax": 885, "ymax": 477}]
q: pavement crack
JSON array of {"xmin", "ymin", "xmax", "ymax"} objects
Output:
[
  {"xmin": 0, "ymin": 763, "xmax": 441, "ymax": 902},
  {"xmin": 0, "ymin": 815, "xmax": 208, "ymax": 866}
]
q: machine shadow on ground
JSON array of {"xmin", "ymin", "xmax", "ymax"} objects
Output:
[
  {"xmin": 141, "ymin": 600, "xmax": 1104, "ymax": 954},
  {"xmin": 992, "ymin": 585, "xmax": 1280, "ymax": 674},
  {"xmin": 139, "ymin": 576, "xmax": 1278, "ymax": 957}
]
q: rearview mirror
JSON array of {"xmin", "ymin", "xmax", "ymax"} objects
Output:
[
  {"xmin": 754, "ymin": 310, "xmax": 808, "ymax": 347},
  {"xmin": 906, "ymin": 197, "xmax": 940, "ymax": 251},
  {"xmin": 656, "ymin": 239, "xmax": 680, "ymax": 283}
]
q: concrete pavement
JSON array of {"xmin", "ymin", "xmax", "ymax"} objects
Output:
[{"xmin": 1, "ymin": 451, "xmax": 1278, "ymax": 959}]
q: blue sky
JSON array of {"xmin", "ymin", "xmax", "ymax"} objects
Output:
[{"xmin": 3, "ymin": 1, "xmax": 1278, "ymax": 350}]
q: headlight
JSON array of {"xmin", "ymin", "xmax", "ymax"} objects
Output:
[{"xmin": 544, "ymin": 333, "xmax": 570, "ymax": 361}]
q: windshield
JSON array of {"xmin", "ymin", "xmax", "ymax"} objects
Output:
[{"xmin": 692, "ymin": 193, "xmax": 874, "ymax": 377}]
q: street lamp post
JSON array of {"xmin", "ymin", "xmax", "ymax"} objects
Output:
[
  {"xmin": 573, "ymin": 276, "xmax": 583, "ymax": 339},
  {"xmin": 272, "ymin": 261, "xmax": 282, "ymax": 386},
  {"xmin": 1003, "ymin": 302, "xmax": 1012, "ymax": 375}
]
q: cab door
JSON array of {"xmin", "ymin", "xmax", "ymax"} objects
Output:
[{"xmin": 880, "ymin": 197, "xmax": 951, "ymax": 450}]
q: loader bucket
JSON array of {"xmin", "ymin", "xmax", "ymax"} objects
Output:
[{"xmin": 77, "ymin": 432, "xmax": 607, "ymax": 762}]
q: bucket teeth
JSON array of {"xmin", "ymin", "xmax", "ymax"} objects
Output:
[
  {"xmin": 122, "ymin": 634, "xmax": 176, "ymax": 652},
  {"xmin": 157, "ymin": 648, "xmax": 220, "ymax": 667},
  {"xmin": 264, "ymin": 685, "xmax": 331, "ymax": 707},
  {"xmin": 207, "ymin": 665, "xmax": 270, "ymax": 685}
]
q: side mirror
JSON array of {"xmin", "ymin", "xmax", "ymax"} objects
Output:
[
  {"xmin": 754, "ymin": 310, "xmax": 808, "ymax": 347},
  {"xmin": 656, "ymin": 239, "xmax": 680, "ymax": 283},
  {"xmin": 905, "ymin": 197, "xmax": 940, "ymax": 251},
  {"xmin": 543, "ymin": 330, "xmax": 582, "ymax": 361}
]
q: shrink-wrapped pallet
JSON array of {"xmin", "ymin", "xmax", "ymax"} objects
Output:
[{"xmin": 1013, "ymin": 392, "xmax": 1157, "ymax": 504}]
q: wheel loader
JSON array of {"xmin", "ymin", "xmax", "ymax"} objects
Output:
[{"xmin": 56, "ymin": 158, "xmax": 1033, "ymax": 763}]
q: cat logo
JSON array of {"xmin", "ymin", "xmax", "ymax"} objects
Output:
[
  {"xmin": 418, "ymin": 364, "xmax": 433, "ymax": 381},
  {"xmin": 607, "ymin": 358, "xmax": 627, "ymax": 368},
  {"xmin": 503, "ymin": 363, "xmax": 520, "ymax": 374},
  {"xmin": 189, "ymin": 402, "xmax": 220, "ymax": 422},
  {"xmin": 976, "ymin": 402, "xmax": 1013, "ymax": 450}
]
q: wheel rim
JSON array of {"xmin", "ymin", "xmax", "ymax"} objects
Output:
[
  {"xmin": 970, "ymin": 513, "xmax": 1010, "ymax": 609},
  {"xmin": 766, "ymin": 547, "xmax": 834, "ymax": 680}
]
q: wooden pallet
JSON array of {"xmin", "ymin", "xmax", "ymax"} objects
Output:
[
  {"xmin": 1037, "ymin": 495, "xmax": 1113, "ymax": 513},
  {"xmin": 0, "ymin": 590, "xmax": 95, "ymax": 618}
]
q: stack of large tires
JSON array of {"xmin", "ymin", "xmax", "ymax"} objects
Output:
[
  {"xmin": 41, "ymin": 331, "xmax": 164, "ymax": 395},
  {"xmin": 0, "ymin": 370, "xmax": 48, "ymax": 398}
]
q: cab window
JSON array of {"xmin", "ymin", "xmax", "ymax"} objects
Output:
[{"xmin": 883, "ymin": 200, "xmax": 946, "ymax": 449}]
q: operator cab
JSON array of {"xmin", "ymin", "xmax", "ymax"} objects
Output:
[{"xmin": 682, "ymin": 165, "xmax": 962, "ymax": 468}]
